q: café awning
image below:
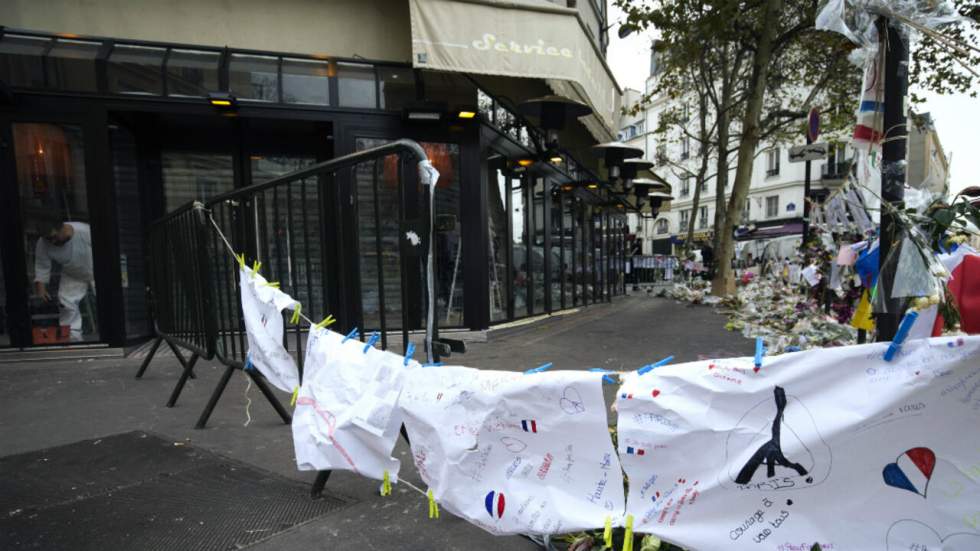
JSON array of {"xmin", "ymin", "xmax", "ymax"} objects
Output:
[{"xmin": 408, "ymin": 0, "xmax": 622, "ymax": 141}]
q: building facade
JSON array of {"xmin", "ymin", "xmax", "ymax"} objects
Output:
[{"xmin": 0, "ymin": 0, "xmax": 628, "ymax": 350}]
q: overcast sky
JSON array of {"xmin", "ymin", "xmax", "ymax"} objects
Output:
[{"xmin": 604, "ymin": 6, "xmax": 979, "ymax": 195}]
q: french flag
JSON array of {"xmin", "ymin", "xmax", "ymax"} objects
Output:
[
  {"xmin": 620, "ymin": 392, "xmax": 633, "ymax": 400},
  {"xmin": 485, "ymin": 491, "xmax": 505, "ymax": 518},
  {"xmin": 626, "ymin": 446, "xmax": 645, "ymax": 456},
  {"xmin": 907, "ymin": 245, "xmax": 980, "ymax": 337},
  {"xmin": 521, "ymin": 420, "xmax": 537, "ymax": 433}
]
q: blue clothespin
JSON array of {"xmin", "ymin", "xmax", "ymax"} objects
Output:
[
  {"xmin": 342, "ymin": 327, "xmax": 359, "ymax": 343},
  {"xmin": 754, "ymin": 337, "xmax": 765, "ymax": 370},
  {"xmin": 638, "ymin": 356, "xmax": 674, "ymax": 375},
  {"xmin": 588, "ymin": 368, "xmax": 616, "ymax": 384},
  {"xmin": 243, "ymin": 354, "xmax": 254, "ymax": 372},
  {"xmin": 784, "ymin": 345, "xmax": 801, "ymax": 353},
  {"xmin": 404, "ymin": 342, "xmax": 416, "ymax": 366},
  {"xmin": 884, "ymin": 310, "xmax": 919, "ymax": 362},
  {"xmin": 421, "ymin": 362, "xmax": 444, "ymax": 368},
  {"xmin": 363, "ymin": 331, "xmax": 380, "ymax": 353},
  {"xmin": 525, "ymin": 362, "xmax": 553, "ymax": 374}
]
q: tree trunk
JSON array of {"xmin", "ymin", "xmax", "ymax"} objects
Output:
[
  {"xmin": 684, "ymin": 95, "xmax": 713, "ymax": 259},
  {"xmin": 712, "ymin": 0, "xmax": 784, "ymax": 296},
  {"xmin": 712, "ymin": 111, "xmax": 730, "ymax": 253}
]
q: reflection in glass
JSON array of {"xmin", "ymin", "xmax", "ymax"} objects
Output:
[
  {"xmin": 161, "ymin": 152, "xmax": 234, "ymax": 212},
  {"xmin": 46, "ymin": 39, "xmax": 100, "ymax": 92},
  {"xmin": 0, "ymin": 34, "xmax": 49, "ymax": 88},
  {"xmin": 562, "ymin": 193, "xmax": 575, "ymax": 309},
  {"xmin": 488, "ymin": 167, "xmax": 509, "ymax": 322},
  {"xmin": 229, "ymin": 54, "xmax": 279, "ymax": 102},
  {"xmin": 111, "ymin": 125, "xmax": 151, "ymax": 339},
  {"xmin": 13, "ymin": 123, "xmax": 99, "ymax": 344},
  {"xmin": 512, "ymin": 179, "xmax": 528, "ymax": 318},
  {"xmin": 107, "ymin": 44, "xmax": 166, "ymax": 95},
  {"xmin": 282, "ymin": 58, "xmax": 330, "ymax": 105},
  {"xmin": 531, "ymin": 178, "xmax": 545, "ymax": 314},
  {"xmin": 378, "ymin": 67, "xmax": 415, "ymax": 111},
  {"xmin": 166, "ymin": 49, "xmax": 220, "ymax": 97},
  {"xmin": 428, "ymin": 143, "xmax": 463, "ymax": 326},
  {"xmin": 338, "ymin": 62, "xmax": 376, "ymax": 108},
  {"xmin": 549, "ymin": 186, "xmax": 562, "ymax": 310}
]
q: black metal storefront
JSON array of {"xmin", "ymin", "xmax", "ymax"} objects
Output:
[{"xmin": 0, "ymin": 28, "xmax": 627, "ymax": 350}]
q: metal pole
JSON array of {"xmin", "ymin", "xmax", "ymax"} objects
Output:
[
  {"xmin": 801, "ymin": 134, "xmax": 812, "ymax": 252},
  {"xmin": 876, "ymin": 16, "xmax": 909, "ymax": 342}
]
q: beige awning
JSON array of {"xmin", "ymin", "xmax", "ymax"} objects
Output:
[{"xmin": 409, "ymin": 0, "xmax": 622, "ymax": 141}]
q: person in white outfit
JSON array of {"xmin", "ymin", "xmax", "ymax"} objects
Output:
[{"xmin": 34, "ymin": 219, "xmax": 95, "ymax": 342}]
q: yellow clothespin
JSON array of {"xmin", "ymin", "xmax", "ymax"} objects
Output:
[
  {"xmin": 290, "ymin": 304, "xmax": 302, "ymax": 325},
  {"xmin": 236, "ymin": 253, "xmax": 246, "ymax": 268},
  {"xmin": 314, "ymin": 315, "xmax": 337, "ymax": 329},
  {"xmin": 259, "ymin": 281, "xmax": 280, "ymax": 288},
  {"xmin": 427, "ymin": 489, "xmax": 439, "ymax": 519},
  {"xmin": 622, "ymin": 514, "xmax": 634, "ymax": 551},
  {"xmin": 252, "ymin": 260, "xmax": 262, "ymax": 274},
  {"xmin": 603, "ymin": 516, "xmax": 613, "ymax": 549},
  {"xmin": 381, "ymin": 471, "xmax": 392, "ymax": 496},
  {"xmin": 290, "ymin": 386, "xmax": 299, "ymax": 407}
]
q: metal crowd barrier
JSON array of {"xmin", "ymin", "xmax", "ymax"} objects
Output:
[
  {"xmin": 628, "ymin": 255, "xmax": 680, "ymax": 286},
  {"xmin": 136, "ymin": 140, "xmax": 446, "ymax": 434}
]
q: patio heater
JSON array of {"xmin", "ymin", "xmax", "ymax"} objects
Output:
[
  {"xmin": 620, "ymin": 158, "xmax": 654, "ymax": 191},
  {"xmin": 517, "ymin": 95, "xmax": 593, "ymax": 151},
  {"xmin": 592, "ymin": 141, "xmax": 644, "ymax": 185}
]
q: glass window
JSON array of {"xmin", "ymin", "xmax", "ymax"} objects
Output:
[
  {"xmin": 229, "ymin": 53, "xmax": 279, "ymax": 102},
  {"xmin": 110, "ymin": 125, "xmax": 150, "ymax": 339},
  {"xmin": 766, "ymin": 195, "xmax": 779, "ymax": 218},
  {"xmin": 107, "ymin": 44, "xmax": 165, "ymax": 95},
  {"xmin": 561, "ymin": 191, "xmax": 575, "ymax": 310},
  {"xmin": 680, "ymin": 177, "xmax": 690, "ymax": 197},
  {"xmin": 282, "ymin": 57, "xmax": 329, "ymax": 105},
  {"xmin": 0, "ymin": 34, "xmax": 49, "ymax": 88},
  {"xmin": 13, "ymin": 123, "xmax": 100, "ymax": 344},
  {"xmin": 378, "ymin": 66, "xmax": 415, "ymax": 111},
  {"xmin": 549, "ymin": 185, "xmax": 563, "ymax": 310},
  {"xmin": 766, "ymin": 148, "xmax": 780, "ymax": 176},
  {"xmin": 680, "ymin": 209, "xmax": 690, "ymax": 228},
  {"xmin": 166, "ymin": 49, "xmax": 220, "ymax": 97},
  {"xmin": 427, "ymin": 142, "xmax": 463, "ymax": 325},
  {"xmin": 337, "ymin": 62, "xmax": 376, "ymax": 108},
  {"xmin": 698, "ymin": 206, "xmax": 709, "ymax": 229},
  {"xmin": 531, "ymin": 178, "xmax": 546, "ymax": 314},
  {"xmin": 657, "ymin": 218, "xmax": 669, "ymax": 234},
  {"xmin": 161, "ymin": 152, "xmax": 234, "ymax": 212},
  {"xmin": 46, "ymin": 39, "xmax": 100, "ymax": 92},
  {"xmin": 512, "ymin": 179, "xmax": 529, "ymax": 318},
  {"xmin": 489, "ymin": 166, "xmax": 509, "ymax": 323}
]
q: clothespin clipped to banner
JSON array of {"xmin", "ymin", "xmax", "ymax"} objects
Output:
[
  {"xmin": 427, "ymin": 489, "xmax": 440, "ymax": 519},
  {"xmin": 259, "ymin": 281, "xmax": 280, "ymax": 289},
  {"xmin": 290, "ymin": 386, "xmax": 299, "ymax": 407},
  {"xmin": 589, "ymin": 368, "xmax": 616, "ymax": 384},
  {"xmin": 754, "ymin": 338, "xmax": 766, "ymax": 371},
  {"xmin": 243, "ymin": 354, "xmax": 254, "ymax": 372},
  {"xmin": 252, "ymin": 260, "xmax": 262, "ymax": 275},
  {"xmin": 235, "ymin": 253, "xmax": 246, "ymax": 269},
  {"xmin": 404, "ymin": 342, "xmax": 416, "ymax": 366},
  {"xmin": 525, "ymin": 362, "xmax": 553, "ymax": 374},
  {"xmin": 637, "ymin": 356, "xmax": 673, "ymax": 375},
  {"xmin": 314, "ymin": 315, "xmax": 336, "ymax": 330},
  {"xmin": 342, "ymin": 327, "xmax": 359, "ymax": 343},
  {"xmin": 363, "ymin": 331, "xmax": 380, "ymax": 353},
  {"xmin": 421, "ymin": 362, "xmax": 444, "ymax": 368},
  {"xmin": 603, "ymin": 515, "xmax": 613, "ymax": 549},
  {"xmin": 289, "ymin": 304, "xmax": 302, "ymax": 325},
  {"xmin": 622, "ymin": 514, "xmax": 635, "ymax": 551},
  {"xmin": 884, "ymin": 310, "xmax": 919, "ymax": 362},
  {"xmin": 380, "ymin": 470, "xmax": 392, "ymax": 497}
]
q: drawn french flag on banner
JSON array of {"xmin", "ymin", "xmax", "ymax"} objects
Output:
[
  {"xmin": 484, "ymin": 490, "xmax": 506, "ymax": 519},
  {"xmin": 620, "ymin": 392, "xmax": 633, "ymax": 400},
  {"xmin": 520, "ymin": 420, "xmax": 538, "ymax": 433},
  {"xmin": 626, "ymin": 446, "xmax": 645, "ymax": 456}
]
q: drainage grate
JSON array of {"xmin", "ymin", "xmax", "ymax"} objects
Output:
[{"xmin": 0, "ymin": 432, "xmax": 353, "ymax": 550}]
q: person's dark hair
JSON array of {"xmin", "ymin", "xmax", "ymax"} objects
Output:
[{"xmin": 38, "ymin": 213, "xmax": 66, "ymax": 235}]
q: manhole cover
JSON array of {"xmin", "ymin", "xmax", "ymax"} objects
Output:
[{"xmin": 0, "ymin": 431, "xmax": 353, "ymax": 550}]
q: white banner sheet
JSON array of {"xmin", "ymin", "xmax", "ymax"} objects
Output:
[
  {"xmin": 292, "ymin": 326, "xmax": 410, "ymax": 481},
  {"xmin": 239, "ymin": 267, "xmax": 299, "ymax": 393},
  {"xmin": 617, "ymin": 336, "xmax": 980, "ymax": 550},
  {"xmin": 400, "ymin": 366, "xmax": 626, "ymax": 535}
]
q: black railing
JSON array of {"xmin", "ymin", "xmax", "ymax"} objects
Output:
[
  {"xmin": 821, "ymin": 161, "xmax": 850, "ymax": 180},
  {"xmin": 629, "ymin": 255, "xmax": 681, "ymax": 285}
]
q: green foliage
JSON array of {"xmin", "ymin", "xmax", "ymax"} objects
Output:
[{"xmin": 911, "ymin": 0, "xmax": 980, "ymax": 102}]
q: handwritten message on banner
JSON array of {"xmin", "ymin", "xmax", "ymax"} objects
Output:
[
  {"xmin": 400, "ymin": 367, "xmax": 626, "ymax": 535},
  {"xmin": 239, "ymin": 267, "xmax": 299, "ymax": 393},
  {"xmin": 618, "ymin": 336, "xmax": 980, "ymax": 550}
]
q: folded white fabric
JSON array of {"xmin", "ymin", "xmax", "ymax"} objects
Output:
[{"xmin": 239, "ymin": 267, "xmax": 299, "ymax": 392}]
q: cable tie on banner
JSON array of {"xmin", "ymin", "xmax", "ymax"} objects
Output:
[
  {"xmin": 622, "ymin": 514, "xmax": 634, "ymax": 551},
  {"xmin": 404, "ymin": 342, "xmax": 416, "ymax": 366},
  {"xmin": 525, "ymin": 362, "xmax": 553, "ymax": 374},
  {"xmin": 603, "ymin": 515, "xmax": 613, "ymax": 549},
  {"xmin": 342, "ymin": 327, "xmax": 359, "ymax": 343},
  {"xmin": 588, "ymin": 368, "xmax": 616, "ymax": 384},
  {"xmin": 754, "ymin": 337, "xmax": 765, "ymax": 370},
  {"xmin": 381, "ymin": 471, "xmax": 392, "ymax": 497},
  {"xmin": 363, "ymin": 331, "xmax": 380, "ymax": 353},
  {"xmin": 290, "ymin": 386, "xmax": 299, "ymax": 407},
  {"xmin": 427, "ymin": 489, "xmax": 440, "ymax": 519},
  {"xmin": 289, "ymin": 304, "xmax": 302, "ymax": 325},
  {"xmin": 638, "ymin": 355, "xmax": 674, "ymax": 375},
  {"xmin": 314, "ymin": 315, "xmax": 336, "ymax": 329},
  {"xmin": 884, "ymin": 310, "xmax": 919, "ymax": 362}
]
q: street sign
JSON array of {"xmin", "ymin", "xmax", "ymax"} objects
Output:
[
  {"xmin": 789, "ymin": 142, "xmax": 828, "ymax": 163},
  {"xmin": 807, "ymin": 107, "xmax": 820, "ymax": 142}
]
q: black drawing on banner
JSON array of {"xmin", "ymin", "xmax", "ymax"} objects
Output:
[
  {"xmin": 500, "ymin": 436, "xmax": 528, "ymax": 454},
  {"xmin": 721, "ymin": 385, "xmax": 832, "ymax": 490},
  {"xmin": 559, "ymin": 386, "xmax": 586, "ymax": 414},
  {"xmin": 886, "ymin": 519, "xmax": 980, "ymax": 551}
]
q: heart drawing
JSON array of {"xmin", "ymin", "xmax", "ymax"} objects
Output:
[
  {"xmin": 559, "ymin": 386, "xmax": 586, "ymax": 414},
  {"xmin": 882, "ymin": 447, "xmax": 935, "ymax": 498}
]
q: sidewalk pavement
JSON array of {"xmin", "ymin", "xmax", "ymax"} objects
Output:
[{"xmin": 0, "ymin": 294, "xmax": 752, "ymax": 550}]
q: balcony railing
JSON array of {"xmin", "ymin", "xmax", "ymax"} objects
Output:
[
  {"xmin": 821, "ymin": 161, "xmax": 850, "ymax": 180},
  {"xmin": 766, "ymin": 167, "xmax": 780, "ymax": 177}
]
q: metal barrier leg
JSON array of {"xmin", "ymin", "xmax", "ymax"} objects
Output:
[
  {"xmin": 135, "ymin": 336, "xmax": 163, "ymax": 379},
  {"xmin": 165, "ymin": 338, "xmax": 197, "ymax": 379},
  {"xmin": 247, "ymin": 370, "xmax": 292, "ymax": 425},
  {"xmin": 311, "ymin": 470, "xmax": 332, "ymax": 498},
  {"xmin": 195, "ymin": 365, "xmax": 235, "ymax": 429},
  {"xmin": 166, "ymin": 353, "xmax": 201, "ymax": 408}
]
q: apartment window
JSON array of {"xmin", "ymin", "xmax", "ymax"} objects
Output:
[
  {"xmin": 679, "ymin": 209, "xmax": 690, "ymax": 228},
  {"xmin": 656, "ymin": 144, "xmax": 667, "ymax": 165},
  {"xmin": 766, "ymin": 148, "xmax": 780, "ymax": 177},
  {"xmin": 636, "ymin": 120, "xmax": 645, "ymax": 134},
  {"xmin": 656, "ymin": 218, "xmax": 669, "ymax": 234},
  {"xmin": 766, "ymin": 195, "xmax": 779, "ymax": 218},
  {"xmin": 681, "ymin": 136, "xmax": 690, "ymax": 160},
  {"xmin": 680, "ymin": 177, "xmax": 691, "ymax": 197},
  {"xmin": 741, "ymin": 198, "xmax": 751, "ymax": 223},
  {"xmin": 700, "ymin": 179, "xmax": 708, "ymax": 193},
  {"xmin": 698, "ymin": 206, "xmax": 709, "ymax": 229}
]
